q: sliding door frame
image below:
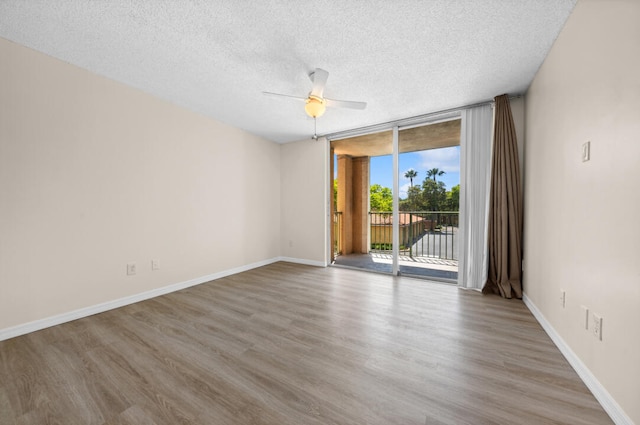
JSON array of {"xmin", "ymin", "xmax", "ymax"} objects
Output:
[
  {"xmin": 326, "ymin": 110, "xmax": 463, "ymax": 276},
  {"xmin": 391, "ymin": 126, "xmax": 400, "ymax": 275}
]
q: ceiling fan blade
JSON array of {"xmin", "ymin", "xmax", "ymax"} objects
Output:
[
  {"xmin": 262, "ymin": 91, "xmax": 307, "ymax": 102},
  {"xmin": 325, "ymin": 97, "xmax": 367, "ymax": 110},
  {"xmin": 310, "ymin": 68, "xmax": 329, "ymax": 98}
]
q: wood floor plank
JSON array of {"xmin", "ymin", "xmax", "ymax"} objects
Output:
[{"xmin": 0, "ymin": 262, "xmax": 613, "ymax": 424}]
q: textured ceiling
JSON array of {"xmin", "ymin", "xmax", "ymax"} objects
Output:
[{"xmin": 0, "ymin": 1, "xmax": 576, "ymax": 143}]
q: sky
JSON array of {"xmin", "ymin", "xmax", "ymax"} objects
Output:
[{"xmin": 369, "ymin": 146, "xmax": 460, "ymax": 198}]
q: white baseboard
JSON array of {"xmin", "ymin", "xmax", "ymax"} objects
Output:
[
  {"xmin": 0, "ymin": 257, "xmax": 281, "ymax": 342},
  {"xmin": 277, "ymin": 256, "xmax": 326, "ymax": 267},
  {"xmin": 523, "ymin": 293, "xmax": 633, "ymax": 425}
]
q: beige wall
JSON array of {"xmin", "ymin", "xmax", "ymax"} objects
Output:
[
  {"xmin": 0, "ymin": 38, "xmax": 281, "ymax": 331},
  {"xmin": 279, "ymin": 138, "xmax": 328, "ymax": 265},
  {"xmin": 524, "ymin": 0, "xmax": 640, "ymax": 422}
]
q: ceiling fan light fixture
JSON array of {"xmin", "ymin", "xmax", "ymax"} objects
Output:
[{"xmin": 304, "ymin": 95, "xmax": 326, "ymax": 118}]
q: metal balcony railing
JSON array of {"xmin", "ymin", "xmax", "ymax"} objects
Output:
[
  {"xmin": 369, "ymin": 211, "xmax": 459, "ymax": 260},
  {"xmin": 333, "ymin": 211, "xmax": 458, "ymax": 262},
  {"xmin": 333, "ymin": 211, "xmax": 343, "ymax": 257}
]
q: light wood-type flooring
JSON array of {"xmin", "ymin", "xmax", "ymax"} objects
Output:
[{"xmin": 0, "ymin": 262, "xmax": 613, "ymax": 424}]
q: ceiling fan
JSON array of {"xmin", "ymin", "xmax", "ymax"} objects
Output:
[{"xmin": 263, "ymin": 68, "xmax": 367, "ymax": 139}]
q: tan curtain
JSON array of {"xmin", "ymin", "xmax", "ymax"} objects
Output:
[{"xmin": 483, "ymin": 94, "xmax": 523, "ymax": 299}]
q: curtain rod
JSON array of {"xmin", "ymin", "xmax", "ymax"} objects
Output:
[{"xmin": 322, "ymin": 93, "xmax": 523, "ymax": 142}]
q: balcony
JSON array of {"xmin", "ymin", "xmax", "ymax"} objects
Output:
[{"xmin": 333, "ymin": 211, "xmax": 458, "ymax": 280}]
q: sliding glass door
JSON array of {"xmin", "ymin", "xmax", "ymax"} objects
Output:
[{"xmin": 331, "ymin": 116, "xmax": 461, "ymax": 282}]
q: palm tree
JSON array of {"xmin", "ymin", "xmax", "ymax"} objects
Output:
[
  {"xmin": 427, "ymin": 167, "xmax": 445, "ymax": 182},
  {"xmin": 404, "ymin": 169, "xmax": 418, "ymax": 187}
]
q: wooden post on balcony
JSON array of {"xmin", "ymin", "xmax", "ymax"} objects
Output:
[
  {"xmin": 352, "ymin": 157, "xmax": 369, "ymax": 254},
  {"xmin": 337, "ymin": 155, "xmax": 353, "ymax": 254},
  {"xmin": 337, "ymin": 155, "xmax": 370, "ymax": 255}
]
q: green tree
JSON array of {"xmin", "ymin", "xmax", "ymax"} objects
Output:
[
  {"xmin": 445, "ymin": 184, "xmax": 460, "ymax": 211},
  {"xmin": 333, "ymin": 179, "xmax": 338, "ymax": 210},
  {"xmin": 370, "ymin": 184, "xmax": 393, "ymax": 212},
  {"xmin": 400, "ymin": 185, "xmax": 425, "ymax": 211},
  {"xmin": 404, "ymin": 169, "xmax": 418, "ymax": 187},
  {"xmin": 426, "ymin": 167, "xmax": 445, "ymax": 182},
  {"xmin": 422, "ymin": 178, "xmax": 447, "ymax": 210}
]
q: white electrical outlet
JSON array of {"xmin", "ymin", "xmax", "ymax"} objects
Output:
[
  {"xmin": 580, "ymin": 305, "xmax": 589, "ymax": 330},
  {"xmin": 152, "ymin": 259, "xmax": 160, "ymax": 271},
  {"xmin": 560, "ymin": 289, "xmax": 566, "ymax": 308},
  {"xmin": 126, "ymin": 262, "xmax": 137, "ymax": 276},
  {"xmin": 592, "ymin": 313, "xmax": 603, "ymax": 341}
]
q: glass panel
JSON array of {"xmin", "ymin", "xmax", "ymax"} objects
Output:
[
  {"xmin": 397, "ymin": 120, "xmax": 461, "ymax": 281},
  {"xmin": 331, "ymin": 131, "xmax": 393, "ymax": 274}
]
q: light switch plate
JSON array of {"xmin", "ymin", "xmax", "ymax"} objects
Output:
[
  {"xmin": 580, "ymin": 305, "xmax": 589, "ymax": 330},
  {"xmin": 582, "ymin": 141, "xmax": 591, "ymax": 162}
]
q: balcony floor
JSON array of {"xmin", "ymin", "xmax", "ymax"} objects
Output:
[{"xmin": 332, "ymin": 252, "xmax": 458, "ymax": 281}]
